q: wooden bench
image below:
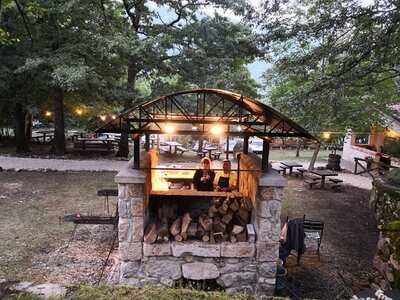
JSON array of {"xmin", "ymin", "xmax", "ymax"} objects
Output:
[
  {"xmin": 328, "ymin": 178, "xmax": 343, "ymax": 190},
  {"xmin": 73, "ymin": 140, "xmax": 115, "ymax": 151},
  {"xmin": 279, "ymin": 166, "xmax": 289, "ymax": 175},
  {"xmin": 197, "ymin": 151, "xmax": 206, "ymax": 158},
  {"xmin": 272, "ymin": 167, "xmax": 288, "ymax": 175},
  {"xmin": 176, "ymin": 146, "xmax": 188, "ymax": 155},
  {"xmin": 211, "ymin": 151, "xmax": 222, "ymax": 160},
  {"xmin": 295, "ymin": 168, "xmax": 307, "ymax": 177},
  {"xmin": 304, "ymin": 176, "xmax": 321, "ymax": 189},
  {"xmin": 328, "ymin": 178, "xmax": 343, "ymax": 184}
]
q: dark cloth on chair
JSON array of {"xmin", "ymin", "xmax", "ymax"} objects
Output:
[
  {"xmin": 192, "ymin": 169, "xmax": 215, "ymax": 191},
  {"xmin": 279, "ymin": 218, "xmax": 305, "ymax": 262}
]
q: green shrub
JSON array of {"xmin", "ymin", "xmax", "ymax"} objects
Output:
[
  {"xmin": 385, "ymin": 168, "xmax": 400, "ymax": 186},
  {"xmin": 382, "ymin": 138, "xmax": 400, "ymax": 157}
]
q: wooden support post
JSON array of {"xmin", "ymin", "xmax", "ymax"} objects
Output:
[
  {"xmin": 133, "ymin": 135, "xmax": 140, "ymax": 169},
  {"xmin": 261, "ymin": 139, "xmax": 270, "ymax": 172},
  {"xmin": 236, "ymin": 153, "xmax": 241, "ymax": 189},
  {"xmin": 243, "ymin": 136, "xmax": 249, "ymax": 154},
  {"xmin": 226, "ymin": 134, "xmax": 229, "ymax": 160},
  {"xmin": 145, "ymin": 133, "xmax": 150, "ymax": 151},
  {"xmin": 308, "ymin": 142, "xmax": 320, "ymax": 171}
]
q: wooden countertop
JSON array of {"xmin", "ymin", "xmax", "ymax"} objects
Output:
[{"xmin": 150, "ymin": 190, "xmax": 242, "ymax": 197}]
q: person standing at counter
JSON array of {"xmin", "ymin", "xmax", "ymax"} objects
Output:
[
  {"xmin": 214, "ymin": 159, "xmax": 237, "ymax": 192},
  {"xmin": 192, "ymin": 157, "xmax": 215, "ymax": 191}
]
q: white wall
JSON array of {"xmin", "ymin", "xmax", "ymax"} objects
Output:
[{"xmin": 341, "ymin": 129, "xmax": 378, "ymax": 171}]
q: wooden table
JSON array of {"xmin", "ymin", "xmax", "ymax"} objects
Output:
[
  {"xmin": 309, "ymin": 169, "xmax": 338, "ymax": 188},
  {"xmin": 204, "ymin": 146, "xmax": 218, "ymax": 158},
  {"xmin": 158, "ymin": 169, "xmax": 195, "ymax": 184},
  {"xmin": 74, "ymin": 138, "xmax": 115, "ymax": 151},
  {"xmin": 163, "ymin": 141, "xmax": 182, "ymax": 154},
  {"xmin": 32, "ymin": 129, "xmax": 54, "ymax": 144},
  {"xmin": 280, "ymin": 161, "xmax": 303, "ymax": 175},
  {"xmin": 151, "ymin": 190, "xmax": 242, "ymax": 197}
]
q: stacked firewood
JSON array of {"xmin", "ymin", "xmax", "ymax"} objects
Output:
[{"xmin": 144, "ymin": 194, "xmax": 254, "ymax": 244}]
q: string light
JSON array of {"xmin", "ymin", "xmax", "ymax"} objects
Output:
[
  {"xmin": 322, "ymin": 132, "xmax": 331, "ymax": 139},
  {"xmin": 100, "ymin": 115, "xmax": 106, "ymax": 121},
  {"xmin": 45, "ymin": 111, "xmax": 52, "ymax": 117},
  {"xmin": 75, "ymin": 108, "xmax": 83, "ymax": 116},
  {"xmin": 164, "ymin": 124, "xmax": 175, "ymax": 134},
  {"xmin": 111, "ymin": 115, "xmax": 117, "ymax": 120},
  {"xmin": 210, "ymin": 125, "xmax": 223, "ymax": 135}
]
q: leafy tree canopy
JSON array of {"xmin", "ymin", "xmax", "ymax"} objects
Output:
[{"xmin": 252, "ymin": 0, "xmax": 400, "ymax": 133}]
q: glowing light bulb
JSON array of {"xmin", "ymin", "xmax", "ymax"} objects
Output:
[
  {"xmin": 210, "ymin": 125, "xmax": 223, "ymax": 135},
  {"xmin": 100, "ymin": 115, "xmax": 106, "ymax": 121},
  {"xmin": 75, "ymin": 108, "xmax": 83, "ymax": 116},
  {"xmin": 164, "ymin": 124, "xmax": 175, "ymax": 134},
  {"xmin": 322, "ymin": 132, "xmax": 331, "ymax": 139},
  {"xmin": 45, "ymin": 111, "xmax": 52, "ymax": 117}
]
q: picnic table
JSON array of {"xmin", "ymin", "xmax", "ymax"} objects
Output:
[
  {"xmin": 163, "ymin": 141, "xmax": 182, "ymax": 154},
  {"xmin": 309, "ymin": 169, "xmax": 338, "ymax": 188},
  {"xmin": 74, "ymin": 138, "xmax": 116, "ymax": 151},
  {"xmin": 280, "ymin": 161, "xmax": 303, "ymax": 175},
  {"xmin": 32, "ymin": 129, "xmax": 54, "ymax": 144},
  {"xmin": 204, "ymin": 146, "xmax": 218, "ymax": 158}
]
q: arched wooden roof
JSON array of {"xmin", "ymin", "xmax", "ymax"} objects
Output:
[{"xmin": 97, "ymin": 88, "xmax": 317, "ymax": 140}]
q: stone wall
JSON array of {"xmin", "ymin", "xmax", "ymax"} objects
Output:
[
  {"xmin": 114, "ymin": 166, "xmax": 286, "ymax": 295},
  {"xmin": 370, "ymin": 177, "xmax": 400, "ymax": 290}
]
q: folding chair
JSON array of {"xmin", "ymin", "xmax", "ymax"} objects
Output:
[{"xmin": 303, "ymin": 214, "xmax": 324, "ymax": 257}]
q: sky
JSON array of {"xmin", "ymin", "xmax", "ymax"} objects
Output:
[{"xmin": 247, "ymin": 60, "xmax": 270, "ymax": 83}]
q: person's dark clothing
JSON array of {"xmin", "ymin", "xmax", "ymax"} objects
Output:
[
  {"xmin": 192, "ymin": 169, "xmax": 215, "ymax": 191},
  {"xmin": 217, "ymin": 176, "xmax": 229, "ymax": 189},
  {"xmin": 279, "ymin": 218, "xmax": 305, "ymax": 262}
]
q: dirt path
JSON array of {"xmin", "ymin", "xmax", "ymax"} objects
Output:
[
  {"xmin": 0, "ymin": 155, "xmax": 126, "ymax": 171},
  {"xmin": 280, "ymin": 178, "xmax": 378, "ymax": 299},
  {"xmin": 0, "ymin": 171, "xmax": 116, "ymax": 282}
]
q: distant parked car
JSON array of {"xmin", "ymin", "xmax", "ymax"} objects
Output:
[{"xmin": 249, "ymin": 139, "xmax": 263, "ymax": 154}]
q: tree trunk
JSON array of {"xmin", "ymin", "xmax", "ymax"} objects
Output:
[
  {"xmin": 25, "ymin": 111, "xmax": 32, "ymax": 141},
  {"xmin": 51, "ymin": 87, "xmax": 66, "ymax": 155},
  {"xmin": 14, "ymin": 103, "xmax": 30, "ymax": 153},
  {"xmin": 116, "ymin": 57, "xmax": 137, "ymax": 158},
  {"xmin": 116, "ymin": 126, "xmax": 130, "ymax": 157}
]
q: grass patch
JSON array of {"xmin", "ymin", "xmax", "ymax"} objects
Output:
[{"xmin": 2, "ymin": 285, "xmax": 288, "ymax": 300}]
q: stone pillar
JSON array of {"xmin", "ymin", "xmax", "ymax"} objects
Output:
[
  {"xmin": 115, "ymin": 167, "xmax": 147, "ymax": 282},
  {"xmin": 254, "ymin": 170, "xmax": 286, "ymax": 295}
]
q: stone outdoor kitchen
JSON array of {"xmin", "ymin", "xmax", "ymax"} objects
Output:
[
  {"xmin": 96, "ymin": 89, "xmax": 318, "ymax": 295},
  {"xmin": 114, "ymin": 159, "xmax": 286, "ymax": 295}
]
